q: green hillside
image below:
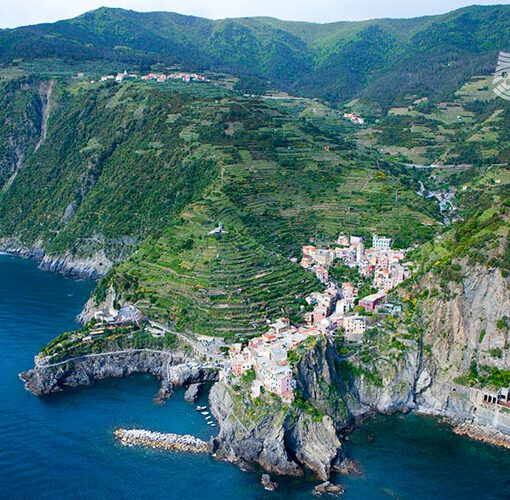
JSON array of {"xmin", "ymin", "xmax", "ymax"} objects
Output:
[
  {"xmin": 352, "ymin": 75, "xmax": 510, "ymax": 165},
  {"xmin": 413, "ymin": 166, "xmax": 510, "ymax": 277},
  {"xmin": 0, "ymin": 76, "xmax": 441, "ymax": 335},
  {"xmin": 1, "ymin": 5, "xmax": 509, "ymax": 107}
]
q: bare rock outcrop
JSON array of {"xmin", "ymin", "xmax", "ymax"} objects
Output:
[{"xmin": 184, "ymin": 383, "xmax": 204, "ymax": 403}]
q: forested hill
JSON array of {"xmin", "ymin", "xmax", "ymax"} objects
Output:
[{"xmin": 1, "ymin": 5, "xmax": 509, "ymax": 107}]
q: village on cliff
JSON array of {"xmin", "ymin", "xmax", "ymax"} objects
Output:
[{"xmin": 223, "ymin": 233, "xmax": 411, "ymax": 400}]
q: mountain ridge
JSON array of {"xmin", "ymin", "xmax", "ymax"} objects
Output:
[{"xmin": 1, "ymin": 5, "xmax": 509, "ymax": 106}]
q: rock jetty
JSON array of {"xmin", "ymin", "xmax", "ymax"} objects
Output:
[{"xmin": 114, "ymin": 428, "xmax": 211, "ymax": 453}]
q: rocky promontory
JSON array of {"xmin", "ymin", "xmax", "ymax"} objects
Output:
[
  {"xmin": 20, "ymin": 349, "xmax": 218, "ymax": 397},
  {"xmin": 209, "ymin": 339, "xmax": 347, "ymax": 481}
]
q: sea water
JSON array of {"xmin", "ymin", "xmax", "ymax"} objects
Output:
[{"xmin": 1, "ymin": 254, "xmax": 509, "ymax": 499}]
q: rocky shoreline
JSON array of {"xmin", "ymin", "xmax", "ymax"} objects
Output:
[
  {"xmin": 0, "ymin": 239, "xmax": 110, "ymax": 280},
  {"xmin": 453, "ymin": 422, "xmax": 510, "ymax": 450},
  {"xmin": 114, "ymin": 428, "xmax": 211, "ymax": 453},
  {"xmin": 19, "ymin": 349, "xmax": 219, "ymax": 397},
  {"xmin": 18, "ymin": 336, "xmax": 510, "ymax": 482}
]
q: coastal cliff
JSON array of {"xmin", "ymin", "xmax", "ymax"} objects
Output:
[
  {"xmin": 17, "ymin": 262, "xmax": 510, "ymax": 480},
  {"xmin": 0, "ymin": 238, "xmax": 111, "ymax": 280},
  {"xmin": 414, "ymin": 263, "xmax": 510, "ymax": 430},
  {"xmin": 208, "ymin": 339, "xmax": 347, "ymax": 480},
  {"xmin": 20, "ymin": 350, "xmax": 218, "ymax": 397}
]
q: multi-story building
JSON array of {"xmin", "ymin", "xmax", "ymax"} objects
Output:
[
  {"xmin": 372, "ymin": 234, "xmax": 392, "ymax": 249},
  {"xmin": 343, "ymin": 315, "xmax": 366, "ymax": 342},
  {"xmin": 360, "ymin": 291, "xmax": 387, "ymax": 312}
]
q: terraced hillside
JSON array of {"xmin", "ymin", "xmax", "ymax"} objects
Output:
[
  {"xmin": 0, "ymin": 75, "xmax": 442, "ymax": 335},
  {"xmin": 107, "ymin": 194, "xmax": 321, "ymax": 337},
  {"xmin": 353, "ymin": 75, "xmax": 510, "ymax": 165},
  {"xmin": 90, "ymin": 85, "xmax": 441, "ymax": 336}
]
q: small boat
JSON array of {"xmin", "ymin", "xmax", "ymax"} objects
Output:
[
  {"xmin": 210, "ymin": 424, "xmax": 217, "ymax": 427},
  {"xmin": 196, "ymin": 406, "xmax": 206, "ymax": 411},
  {"xmin": 201, "ymin": 411, "xmax": 209, "ymax": 416}
]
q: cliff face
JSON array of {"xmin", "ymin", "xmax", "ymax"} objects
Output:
[
  {"xmin": 208, "ymin": 336, "xmax": 433, "ymax": 480},
  {"xmin": 77, "ymin": 284, "xmax": 117, "ymax": 324},
  {"xmin": 209, "ymin": 381, "xmax": 305, "ymax": 477},
  {"xmin": 38, "ymin": 249, "xmax": 112, "ymax": 280},
  {"xmin": 350, "ymin": 347, "xmax": 423, "ymax": 417},
  {"xmin": 416, "ymin": 264, "xmax": 510, "ymax": 423},
  {"xmin": 209, "ymin": 339, "xmax": 345, "ymax": 480},
  {"xmin": 0, "ymin": 238, "xmax": 111, "ymax": 280},
  {"xmin": 20, "ymin": 350, "xmax": 218, "ymax": 397}
]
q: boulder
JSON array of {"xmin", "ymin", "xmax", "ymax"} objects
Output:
[
  {"xmin": 184, "ymin": 383, "xmax": 203, "ymax": 403},
  {"xmin": 313, "ymin": 482, "xmax": 344, "ymax": 496},
  {"xmin": 260, "ymin": 474, "xmax": 278, "ymax": 491},
  {"xmin": 334, "ymin": 458, "xmax": 363, "ymax": 477}
]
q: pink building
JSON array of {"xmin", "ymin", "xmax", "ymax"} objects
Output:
[{"xmin": 360, "ymin": 292, "xmax": 387, "ymax": 312}]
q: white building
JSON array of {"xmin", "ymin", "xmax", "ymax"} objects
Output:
[
  {"xmin": 372, "ymin": 234, "xmax": 392, "ymax": 249},
  {"xmin": 269, "ymin": 318, "xmax": 291, "ymax": 335}
]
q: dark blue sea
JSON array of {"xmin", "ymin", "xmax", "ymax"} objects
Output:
[{"xmin": 1, "ymin": 254, "xmax": 510, "ymax": 499}]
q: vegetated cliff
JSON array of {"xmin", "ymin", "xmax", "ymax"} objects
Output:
[
  {"xmin": 0, "ymin": 78, "xmax": 43, "ymax": 191},
  {"xmin": 0, "ymin": 77, "xmax": 227, "ymax": 274},
  {"xmin": 20, "ymin": 349, "xmax": 218, "ymax": 397},
  {"xmin": 0, "ymin": 237, "xmax": 112, "ymax": 279},
  {"xmin": 407, "ymin": 194, "xmax": 510, "ymax": 431}
]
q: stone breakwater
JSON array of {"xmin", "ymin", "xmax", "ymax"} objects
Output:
[
  {"xmin": 114, "ymin": 429, "xmax": 211, "ymax": 453},
  {"xmin": 453, "ymin": 423, "xmax": 510, "ymax": 450}
]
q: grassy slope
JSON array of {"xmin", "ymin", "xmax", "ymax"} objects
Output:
[
  {"xmin": 413, "ymin": 168, "xmax": 510, "ymax": 277},
  {"xmin": 356, "ymin": 75, "xmax": 510, "ymax": 165}
]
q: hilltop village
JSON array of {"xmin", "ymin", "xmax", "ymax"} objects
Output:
[
  {"xmin": 224, "ymin": 234, "xmax": 410, "ymax": 400},
  {"xmin": 99, "ymin": 70, "xmax": 211, "ymax": 83}
]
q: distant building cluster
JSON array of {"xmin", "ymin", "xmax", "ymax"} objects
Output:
[
  {"xmin": 100, "ymin": 70, "xmax": 210, "ymax": 83},
  {"xmin": 342, "ymin": 112, "xmax": 365, "ymax": 126}
]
